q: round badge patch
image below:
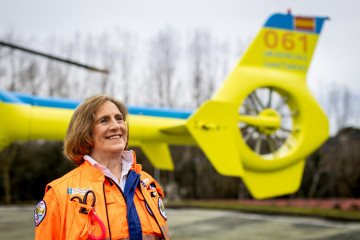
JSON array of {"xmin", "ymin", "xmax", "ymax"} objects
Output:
[
  {"xmin": 34, "ymin": 200, "xmax": 47, "ymax": 226},
  {"xmin": 145, "ymin": 202, "xmax": 154, "ymax": 217},
  {"xmin": 158, "ymin": 197, "xmax": 167, "ymax": 220}
]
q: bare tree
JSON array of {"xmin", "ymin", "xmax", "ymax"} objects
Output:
[
  {"xmin": 338, "ymin": 86, "xmax": 351, "ymax": 129},
  {"xmin": 186, "ymin": 30, "xmax": 217, "ymax": 198},
  {"xmin": 143, "ymin": 27, "xmax": 180, "ymax": 183},
  {"xmin": 97, "ymin": 32, "xmax": 115, "ymax": 95},
  {"xmin": 328, "ymin": 83, "xmax": 353, "ymax": 132},
  {"xmin": 115, "ymin": 30, "xmax": 137, "ymax": 103},
  {"xmin": 0, "ymin": 33, "xmax": 40, "ymax": 203},
  {"xmin": 146, "ymin": 27, "xmax": 179, "ymax": 107},
  {"xmin": 187, "ymin": 29, "xmax": 225, "ymax": 107},
  {"xmin": 42, "ymin": 37, "xmax": 76, "ymax": 98},
  {"xmin": 0, "ymin": 144, "xmax": 19, "ymax": 204}
]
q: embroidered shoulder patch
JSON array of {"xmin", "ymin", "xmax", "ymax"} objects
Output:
[
  {"xmin": 158, "ymin": 197, "xmax": 167, "ymax": 220},
  {"xmin": 34, "ymin": 200, "xmax": 47, "ymax": 226}
]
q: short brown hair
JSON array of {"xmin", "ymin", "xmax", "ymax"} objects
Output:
[{"xmin": 64, "ymin": 95, "xmax": 128, "ymax": 165}]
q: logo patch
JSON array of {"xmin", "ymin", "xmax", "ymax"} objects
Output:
[
  {"xmin": 151, "ymin": 190, "xmax": 158, "ymax": 197},
  {"xmin": 158, "ymin": 197, "xmax": 167, "ymax": 220},
  {"xmin": 148, "ymin": 182, "xmax": 156, "ymax": 190},
  {"xmin": 67, "ymin": 187, "xmax": 91, "ymax": 195},
  {"xmin": 34, "ymin": 200, "xmax": 46, "ymax": 226},
  {"xmin": 145, "ymin": 202, "xmax": 154, "ymax": 217},
  {"xmin": 141, "ymin": 178, "xmax": 150, "ymax": 188}
]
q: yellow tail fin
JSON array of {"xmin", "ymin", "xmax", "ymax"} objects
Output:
[
  {"xmin": 186, "ymin": 101, "xmax": 244, "ymax": 176},
  {"xmin": 187, "ymin": 12, "xmax": 329, "ymax": 198},
  {"xmin": 240, "ymin": 13, "xmax": 329, "ymax": 75}
]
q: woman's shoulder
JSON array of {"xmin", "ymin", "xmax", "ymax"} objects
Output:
[
  {"xmin": 140, "ymin": 170, "xmax": 153, "ymax": 179},
  {"xmin": 45, "ymin": 166, "xmax": 81, "ymax": 193},
  {"xmin": 140, "ymin": 170, "xmax": 160, "ymax": 184}
]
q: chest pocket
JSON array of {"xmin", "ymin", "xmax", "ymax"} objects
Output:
[
  {"xmin": 140, "ymin": 181, "xmax": 167, "ymax": 220},
  {"xmin": 135, "ymin": 188, "xmax": 153, "ymax": 210},
  {"xmin": 135, "ymin": 188, "xmax": 152, "ymax": 216},
  {"xmin": 65, "ymin": 201, "xmax": 92, "ymax": 240},
  {"xmin": 135, "ymin": 187, "xmax": 163, "ymax": 236}
]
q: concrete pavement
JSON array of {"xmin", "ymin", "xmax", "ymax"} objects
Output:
[
  {"xmin": 166, "ymin": 208, "xmax": 360, "ymax": 240},
  {"xmin": 1, "ymin": 206, "xmax": 359, "ymax": 240}
]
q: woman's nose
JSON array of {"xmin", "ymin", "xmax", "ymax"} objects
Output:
[{"xmin": 109, "ymin": 118, "xmax": 120, "ymax": 130}]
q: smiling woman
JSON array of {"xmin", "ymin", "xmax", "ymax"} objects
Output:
[
  {"xmin": 34, "ymin": 95, "xmax": 170, "ymax": 240},
  {"xmin": 91, "ymin": 101, "xmax": 128, "ymax": 167},
  {"xmin": 64, "ymin": 95, "xmax": 129, "ymax": 165}
]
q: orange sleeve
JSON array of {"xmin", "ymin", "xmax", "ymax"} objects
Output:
[{"xmin": 35, "ymin": 187, "xmax": 61, "ymax": 240}]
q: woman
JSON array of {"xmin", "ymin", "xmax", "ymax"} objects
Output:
[{"xmin": 34, "ymin": 95, "xmax": 170, "ymax": 240}]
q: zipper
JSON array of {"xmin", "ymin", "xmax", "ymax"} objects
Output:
[
  {"xmin": 106, "ymin": 177, "xmax": 126, "ymax": 201},
  {"xmin": 103, "ymin": 181, "xmax": 112, "ymax": 240},
  {"xmin": 104, "ymin": 177, "xmax": 129, "ymax": 239}
]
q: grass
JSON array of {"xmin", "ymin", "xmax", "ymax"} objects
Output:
[{"xmin": 166, "ymin": 200, "xmax": 360, "ymax": 221}]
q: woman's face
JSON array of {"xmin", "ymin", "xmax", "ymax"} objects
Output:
[{"xmin": 90, "ymin": 101, "xmax": 128, "ymax": 160}]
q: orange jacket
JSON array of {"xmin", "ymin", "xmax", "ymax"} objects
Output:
[{"xmin": 34, "ymin": 153, "xmax": 170, "ymax": 240}]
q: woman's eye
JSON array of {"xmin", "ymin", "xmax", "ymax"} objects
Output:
[
  {"xmin": 100, "ymin": 119, "xmax": 107, "ymax": 123},
  {"xmin": 116, "ymin": 116, "xmax": 123, "ymax": 121}
]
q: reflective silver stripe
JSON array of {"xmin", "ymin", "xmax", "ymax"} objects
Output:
[
  {"xmin": 160, "ymin": 225, "xmax": 170, "ymax": 240},
  {"xmin": 117, "ymin": 235, "xmax": 162, "ymax": 240}
]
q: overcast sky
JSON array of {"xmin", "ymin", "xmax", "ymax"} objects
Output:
[{"xmin": 1, "ymin": 0, "xmax": 359, "ymax": 98}]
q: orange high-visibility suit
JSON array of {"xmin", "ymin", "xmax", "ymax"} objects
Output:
[{"xmin": 34, "ymin": 153, "xmax": 169, "ymax": 240}]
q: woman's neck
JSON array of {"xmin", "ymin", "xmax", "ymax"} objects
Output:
[{"xmin": 90, "ymin": 152, "xmax": 123, "ymax": 180}]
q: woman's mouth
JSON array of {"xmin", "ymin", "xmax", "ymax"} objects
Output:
[{"xmin": 107, "ymin": 135, "xmax": 121, "ymax": 140}]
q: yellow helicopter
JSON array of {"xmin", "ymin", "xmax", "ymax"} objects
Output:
[{"xmin": 0, "ymin": 11, "xmax": 329, "ymax": 199}]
